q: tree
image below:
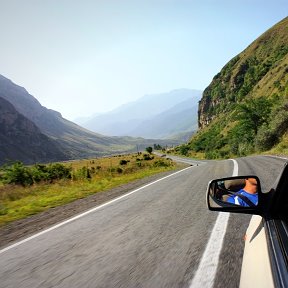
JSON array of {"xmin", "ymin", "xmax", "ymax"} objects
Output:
[
  {"xmin": 145, "ymin": 147, "xmax": 153, "ymax": 154},
  {"xmin": 235, "ymin": 97, "xmax": 272, "ymax": 135}
]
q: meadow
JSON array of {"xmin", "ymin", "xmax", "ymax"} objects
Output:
[{"xmin": 0, "ymin": 153, "xmax": 177, "ymax": 226}]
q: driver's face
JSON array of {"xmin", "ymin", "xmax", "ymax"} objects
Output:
[{"xmin": 247, "ymin": 178, "xmax": 257, "ymax": 185}]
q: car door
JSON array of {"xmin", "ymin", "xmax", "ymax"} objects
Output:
[
  {"xmin": 261, "ymin": 165, "xmax": 288, "ymax": 288},
  {"xmin": 206, "ymin": 162, "xmax": 288, "ymax": 288}
]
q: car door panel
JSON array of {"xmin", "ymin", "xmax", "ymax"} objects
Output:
[{"xmin": 240, "ymin": 215, "xmax": 274, "ymax": 288}]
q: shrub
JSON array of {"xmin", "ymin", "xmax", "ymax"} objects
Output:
[
  {"xmin": 153, "ymin": 160, "xmax": 170, "ymax": 167},
  {"xmin": 46, "ymin": 163, "xmax": 72, "ymax": 181},
  {"xmin": 1, "ymin": 162, "xmax": 33, "ymax": 186},
  {"xmin": 73, "ymin": 166, "xmax": 91, "ymax": 180},
  {"xmin": 117, "ymin": 167, "xmax": 123, "ymax": 173},
  {"xmin": 143, "ymin": 154, "xmax": 154, "ymax": 160},
  {"xmin": 145, "ymin": 147, "xmax": 153, "ymax": 154},
  {"xmin": 31, "ymin": 164, "xmax": 50, "ymax": 183},
  {"xmin": 119, "ymin": 160, "xmax": 128, "ymax": 165}
]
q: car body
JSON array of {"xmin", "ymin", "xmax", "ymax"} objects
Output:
[{"xmin": 207, "ymin": 162, "xmax": 288, "ymax": 288}]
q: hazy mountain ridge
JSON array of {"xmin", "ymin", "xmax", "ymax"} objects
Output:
[
  {"xmin": 81, "ymin": 89, "xmax": 202, "ymax": 138},
  {"xmin": 187, "ymin": 17, "xmax": 288, "ymax": 158},
  {"xmin": 0, "ymin": 75, "xmax": 184, "ymax": 164},
  {"xmin": 128, "ymin": 98, "xmax": 199, "ymax": 138}
]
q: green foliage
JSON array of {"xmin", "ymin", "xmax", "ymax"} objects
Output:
[
  {"xmin": 1, "ymin": 162, "xmax": 33, "ymax": 186},
  {"xmin": 143, "ymin": 154, "xmax": 154, "ymax": 160},
  {"xmin": 153, "ymin": 144, "xmax": 163, "ymax": 150},
  {"xmin": 119, "ymin": 160, "xmax": 128, "ymax": 165},
  {"xmin": 189, "ymin": 123, "xmax": 227, "ymax": 153},
  {"xmin": 255, "ymin": 103, "xmax": 288, "ymax": 151},
  {"xmin": 0, "ymin": 162, "xmax": 72, "ymax": 186},
  {"xmin": 145, "ymin": 147, "xmax": 153, "ymax": 154},
  {"xmin": 73, "ymin": 166, "xmax": 92, "ymax": 180},
  {"xmin": 177, "ymin": 144, "xmax": 190, "ymax": 155},
  {"xmin": 186, "ymin": 97, "xmax": 276, "ymax": 158},
  {"xmin": 45, "ymin": 163, "xmax": 72, "ymax": 181},
  {"xmin": 153, "ymin": 160, "xmax": 170, "ymax": 167},
  {"xmin": 234, "ymin": 97, "xmax": 272, "ymax": 134}
]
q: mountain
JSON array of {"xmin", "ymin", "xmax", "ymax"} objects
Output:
[
  {"xmin": 0, "ymin": 97, "xmax": 67, "ymax": 164},
  {"xmin": 185, "ymin": 17, "xmax": 288, "ymax": 159},
  {"xmin": 81, "ymin": 89, "xmax": 202, "ymax": 137},
  {"xmin": 0, "ymin": 75, "xmax": 182, "ymax": 164},
  {"xmin": 128, "ymin": 98, "xmax": 199, "ymax": 138}
]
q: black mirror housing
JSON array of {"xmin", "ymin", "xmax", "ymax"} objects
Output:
[{"xmin": 206, "ymin": 176, "xmax": 263, "ymax": 215}]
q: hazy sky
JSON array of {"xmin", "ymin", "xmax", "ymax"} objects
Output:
[{"xmin": 0, "ymin": 0, "xmax": 287, "ymax": 120}]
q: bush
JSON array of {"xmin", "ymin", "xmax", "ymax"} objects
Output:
[
  {"xmin": 73, "ymin": 166, "xmax": 91, "ymax": 180},
  {"xmin": 46, "ymin": 163, "xmax": 72, "ymax": 181},
  {"xmin": 1, "ymin": 162, "xmax": 33, "ymax": 186},
  {"xmin": 145, "ymin": 147, "xmax": 153, "ymax": 154},
  {"xmin": 117, "ymin": 167, "xmax": 123, "ymax": 173},
  {"xmin": 119, "ymin": 160, "xmax": 128, "ymax": 165},
  {"xmin": 143, "ymin": 154, "xmax": 154, "ymax": 160},
  {"xmin": 0, "ymin": 162, "xmax": 72, "ymax": 186},
  {"xmin": 153, "ymin": 160, "xmax": 170, "ymax": 167},
  {"xmin": 31, "ymin": 164, "xmax": 50, "ymax": 183}
]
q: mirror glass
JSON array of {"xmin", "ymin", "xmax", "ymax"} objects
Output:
[{"xmin": 208, "ymin": 176, "xmax": 259, "ymax": 208}]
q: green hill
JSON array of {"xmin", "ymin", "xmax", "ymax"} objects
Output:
[{"xmin": 182, "ymin": 17, "xmax": 288, "ymax": 158}]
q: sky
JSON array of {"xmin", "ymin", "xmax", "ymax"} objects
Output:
[{"xmin": 0, "ymin": 0, "xmax": 287, "ymax": 121}]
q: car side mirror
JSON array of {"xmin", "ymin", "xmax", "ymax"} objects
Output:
[{"xmin": 207, "ymin": 176, "xmax": 262, "ymax": 214}]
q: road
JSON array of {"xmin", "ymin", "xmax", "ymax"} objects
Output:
[{"xmin": 0, "ymin": 156, "xmax": 287, "ymax": 288}]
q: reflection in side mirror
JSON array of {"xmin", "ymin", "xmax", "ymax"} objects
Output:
[{"xmin": 207, "ymin": 176, "xmax": 261, "ymax": 210}]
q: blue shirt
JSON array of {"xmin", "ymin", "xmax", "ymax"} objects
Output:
[{"xmin": 227, "ymin": 189, "xmax": 258, "ymax": 207}]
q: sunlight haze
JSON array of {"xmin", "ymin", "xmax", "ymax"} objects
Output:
[{"xmin": 0, "ymin": 0, "xmax": 287, "ymax": 120}]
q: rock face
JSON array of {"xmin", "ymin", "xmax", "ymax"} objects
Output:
[
  {"xmin": 198, "ymin": 16, "xmax": 288, "ymax": 129},
  {"xmin": 0, "ymin": 97, "xmax": 67, "ymax": 164}
]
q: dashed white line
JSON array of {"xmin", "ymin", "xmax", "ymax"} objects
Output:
[{"xmin": 189, "ymin": 159, "xmax": 238, "ymax": 288}]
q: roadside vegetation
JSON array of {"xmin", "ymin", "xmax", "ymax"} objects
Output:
[
  {"xmin": 0, "ymin": 152, "xmax": 176, "ymax": 226},
  {"xmin": 172, "ymin": 96, "xmax": 288, "ymax": 159}
]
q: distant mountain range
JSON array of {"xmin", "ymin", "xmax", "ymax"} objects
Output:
[
  {"xmin": 0, "ymin": 75, "xmax": 195, "ymax": 165},
  {"xmin": 79, "ymin": 89, "xmax": 202, "ymax": 139}
]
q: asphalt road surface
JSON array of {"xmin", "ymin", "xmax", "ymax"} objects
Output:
[{"xmin": 0, "ymin": 155, "xmax": 287, "ymax": 288}]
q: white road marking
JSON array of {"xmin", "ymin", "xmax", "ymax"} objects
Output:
[
  {"xmin": 0, "ymin": 166, "xmax": 193, "ymax": 255},
  {"xmin": 265, "ymin": 155, "xmax": 288, "ymax": 160},
  {"xmin": 189, "ymin": 159, "xmax": 238, "ymax": 288}
]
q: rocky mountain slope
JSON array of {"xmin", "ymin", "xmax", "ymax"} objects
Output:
[
  {"xmin": 0, "ymin": 97, "xmax": 67, "ymax": 164},
  {"xmin": 186, "ymin": 17, "xmax": 288, "ymax": 158}
]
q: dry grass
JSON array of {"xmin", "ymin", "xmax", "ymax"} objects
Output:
[{"xmin": 0, "ymin": 153, "xmax": 176, "ymax": 226}]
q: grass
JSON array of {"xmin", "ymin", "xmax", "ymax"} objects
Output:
[{"xmin": 0, "ymin": 153, "xmax": 178, "ymax": 226}]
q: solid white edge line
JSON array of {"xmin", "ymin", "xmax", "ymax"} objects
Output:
[
  {"xmin": 0, "ymin": 166, "xmax": 193, "ymax": 255},
  {"xmin": 189, "ymin": 159, "xmax": 238, "ymax": 288}
]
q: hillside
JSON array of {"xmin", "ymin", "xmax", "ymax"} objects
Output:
[
  {"xmin": 182, "ymin": 17, "xmax": 288, "ymax": 158},
  {"xmin": 80, "ymin": 89, "xmax": 202, "ymax": 138},
  {"xmin": 0, "ymin": 75, "xmax": 182, "ymax": 164},
  {"xmin": 0, "ymin": 97, "xmax": 67, "ymax": 164}
]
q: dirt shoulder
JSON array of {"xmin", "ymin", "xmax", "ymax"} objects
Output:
[{"xmin": 0, "ymin": 165, "xmax": 189, "ymax": 249}]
